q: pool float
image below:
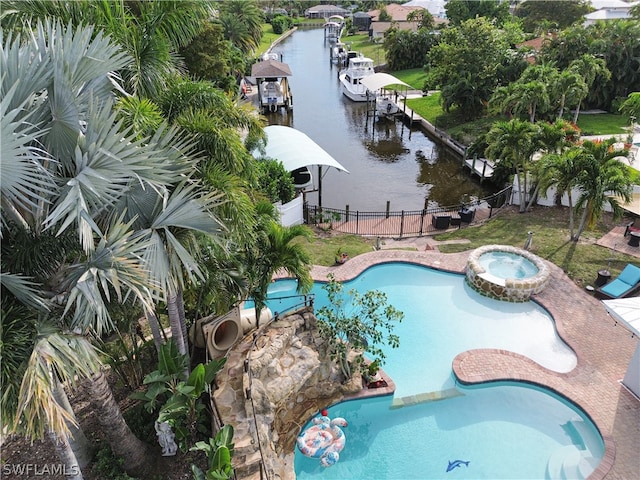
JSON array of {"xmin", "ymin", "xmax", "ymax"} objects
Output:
[{"xmin": 296, "ymin": 411, "xmax": 348, "ymax": 467}]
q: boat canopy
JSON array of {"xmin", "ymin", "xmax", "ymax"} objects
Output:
[
  {"xmin": 360, "ymin": 72, "xmax": 411, "ymax": 93},
  {"xmin": 259, "ymin": 126, "xmax": 349, "ymax": 173},
  {"xmin": 251, "ymin": 59, "xmax": 292, "ymax": 78}
]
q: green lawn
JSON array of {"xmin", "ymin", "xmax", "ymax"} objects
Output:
[
  {"xmin": 390, "ymin": 68, "xmax": 427, "ymax": 90},
  {"xmin": 339, "ymin": 33, "xmax": 386, "ymax": 65},
  {"xmin": 300, "ymin": 208, "xmax": 638, "ymax": 288},
  {"xmin": 576, "ymin": 113, "xmax": 631, "ymax": 136},
  {"xmin": 258, "ymin": 24, "xmax": 282, "ymax": 55}
]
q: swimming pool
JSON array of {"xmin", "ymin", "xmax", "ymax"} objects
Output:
[{"xmin": 260, "ymin": 262, "xmax": 602, "ymax": 479}]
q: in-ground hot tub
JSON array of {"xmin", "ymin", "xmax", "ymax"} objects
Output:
[{"xmin": 466, "ymin": 245, "xmax": 550, "ymax": 302}]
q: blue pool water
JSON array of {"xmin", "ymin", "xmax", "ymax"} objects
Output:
[
  {"xmin": 478, "ymin": 251, "xmax": 539, "ymax": 279},
  {"xmin": 260, "ymin": 263, "xmax": 602, "ymax": 479}
]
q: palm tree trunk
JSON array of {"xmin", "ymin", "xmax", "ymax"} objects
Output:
[
  {"xmin": 46, "ymin": 429, "xmax": 83, "ymax": 480},
  {"xmin": 567, "ymin": 193, "xmax": 575, "ymax": 240},
  {"xmin": 145, "ymin": 311, "xmax": 164, "ymax": 352},
  {"xmin": 176, "ymin": 286, "xmax": 189, "ymax": 355},
  {"xmin": 558, "ymin": 94, "xmax": 566, "ymax": 119},
  {"xmin": 573, "ymin": 100, "xmax": 582, "ymax": 124},
  {"xmin": 516, "ymin": 168, "xmax": 526, "ymax": 213},
  {"xmin": 84, "ymin": 369, "xmax": 153, "ymax": 477},
  {"xmin": 167, "ymin": 292, "xmax": 187, "ymax": 356},
  {"xmin": 52, "ymin": 382, "xmax": 94, "ymax": 469},
  {"xmin": 574, "ymin": 204, "xmax": 589, "ymax": 241}
]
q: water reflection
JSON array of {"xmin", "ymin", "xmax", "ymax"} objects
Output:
[{"xmin": 260, "ymin": 27, "xmax": 497, "ymax": 211}]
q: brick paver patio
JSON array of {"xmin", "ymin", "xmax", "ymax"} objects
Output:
[{"xmin": 309, "ymin": 248, "xmax": 639, "ymax": 480}]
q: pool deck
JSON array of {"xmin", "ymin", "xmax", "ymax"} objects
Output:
[{"xmin": 310, "ymin": 247, "xmax": 639, "ymax": 480}]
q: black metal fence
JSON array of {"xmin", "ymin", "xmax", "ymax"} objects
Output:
[{"xmin": 303, "ymin": 185, "xmax": 512, "ymax": 238}]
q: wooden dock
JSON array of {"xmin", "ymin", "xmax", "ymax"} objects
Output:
[{"xmin": 463, "ymin": 157, "xmax": 494, "ymax": 180}]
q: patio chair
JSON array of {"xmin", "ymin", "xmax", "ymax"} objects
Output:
[
  {"xmin": 595, "ymin": 263, "xmax": 640, "ymax": 299},
  {"xmin": 432, "ymin": 215, "xmax": 451, "ymax": 230}
]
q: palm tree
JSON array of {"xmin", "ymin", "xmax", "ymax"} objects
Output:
[
  {"xmin": 572, "ymin": 138, "xmax": 633, "ymax": 241},
  {"xmin": 512, "ymin": 81, "xmax": 550, "ymax": 123},
  {"xmin": 538, "ymin": 148, "xmax": 589, "ymax": 239},
  {"xmin": 553, "ymin": 70, "xmax": 588, "ymax": 120},
  {"xmin": 218, "ymin": 0, "xmax": 264, "ymax": 55},
  {"xmin": 485, "ymin": 120, "xmax": 540, "ymax": 212},
  {"xmin": 1, "ymin": 0, "xmax": 216, "ymax": 100},
  {"xmin": 1, "ymin": 19, "xmax": 205, "ymax": 475},
  {"xmin": 568, "ymin": 54, "xmax": 611, "ymax": 123},
  {"xmin": 244, "ymin": 201, "xmax": 313, "ymax": 318}
]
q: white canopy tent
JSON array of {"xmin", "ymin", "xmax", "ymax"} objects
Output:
[
  {"xmin": 359, "ymin": 72, "xmax": 411, "ymax": 93},
  {"xmin": 260, "ymin": 125, "xmax": 348, "ymax": 174},
  {"xmin": 602, "ymin": 297, "xmax": 640, "ymax": 398},
  {"xmin": 258, "ymin": 126, "xmax": 349, "ymax": 211}
]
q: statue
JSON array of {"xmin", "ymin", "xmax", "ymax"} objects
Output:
[{"xmin": 155, "ymin": 421, "xmax": 178, "ymax": 456}]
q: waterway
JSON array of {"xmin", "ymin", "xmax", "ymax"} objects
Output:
[{"xmin": 260, "ymin": 27, "xmax": 498, "ymax": 212}]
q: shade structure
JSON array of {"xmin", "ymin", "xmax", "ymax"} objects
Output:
[
  {"xmin": 602, "ymin": 297, "xmax": 640, "ymax": 398},
  {"xmin": 251, "ymin": 59, "xmax": 292, "ymax": 79},
  {"xmin": 359, "ymin": 72, "xmax": 411, "ymax": 93},
  {"xmin": 603, "ymin": 297, "xmax": 640, "ymax": 336},
  {"xmin": 260, "ymin": 126, "xmax": 349, "ymax": 173}
]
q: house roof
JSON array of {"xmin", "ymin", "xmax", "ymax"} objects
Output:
[
  {"xmin": 251, "ymin": 59, "xmax": 292, "ymax": 78},
  {"xmin": 403, "ymin": 0, "xmax": 447, "ymax": 18},
  {"xmin": 368, "ymin": 3, "xmax": 424, "ymax": 21},
  {"xmin": 304, "ymin": 4, "xmax": 350, "ymax": 15},
  {"xmin": 258, "ymin": 126, "xmax": 349, "ymax": 173}
]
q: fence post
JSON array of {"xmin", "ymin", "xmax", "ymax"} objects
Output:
[
  {"xmin": 345, "ymin": 204, "xmax": 350, "ymax": 222},
  {"xmin": 399, "ymin": 211, "xmax": 405, "ymax": 238},
  {"xmin": 386, "ymin": 201, "xmax": 390, "ymax": 219},
  {"xmin": 356, "ymin": 210, "xmax": 359, "ymax": 235}
]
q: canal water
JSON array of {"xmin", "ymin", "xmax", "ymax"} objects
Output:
[{"xmin": 262, "ymin": 27, "xmax": 497, "ymax": 212}]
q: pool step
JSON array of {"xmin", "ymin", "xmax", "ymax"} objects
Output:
[
  {"xmin": 545, "ymin": 445, "xmax": 596, "ymax": 480},
  {"xmin": 390, "ymin": 388, "xmax": 464, "ymax": 408}
]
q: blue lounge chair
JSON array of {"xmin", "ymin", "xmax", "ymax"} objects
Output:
[{"xmin": 596, "ymin": 264, "xmax": 640, "ymax": 299}]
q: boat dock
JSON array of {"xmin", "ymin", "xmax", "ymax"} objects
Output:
[{"xmin": 463, "ymin": 156, "xmax": 494, "ymax": 180}]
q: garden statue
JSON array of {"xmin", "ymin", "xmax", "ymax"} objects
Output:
[{"xmin": 155, "ymin": 420, "xmax": 178, "ymax": 456}]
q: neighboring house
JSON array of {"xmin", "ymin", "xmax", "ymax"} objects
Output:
[
  {"xmin": 304, "ymin": 4, "xmax": 351, "ymax": 19},
  {"xmin": 403, "ymin": 0, "xmax": 448, "ymax": 19},
  {"xmin": 583, "ymin": 0, "xmax": 638, "ymax": 25},
  {"xmin": 367, "ymin": 3, "xmax": 445, "ymax": 40},
  {"xmin": 353, "ymin": 11, "xmax": 372, "ymax": 31},
  {"xmin": 516, "ymin": 35, "xmax": 554, "ymax": 64},
  {"xmin": 370, "ymin": 21, "xmax": 420, "ymax": 40},
  {"xmin": 368, "ymin": 3, "xmax": 424, "ymax": 22}
]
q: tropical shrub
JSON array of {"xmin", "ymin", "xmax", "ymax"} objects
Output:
[{"xmin": 316, "ymin": 275, "xmax": 404, "ymax": 381}]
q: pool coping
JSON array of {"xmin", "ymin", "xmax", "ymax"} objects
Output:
[{"xmin": 304, "ymin": 248, "xmax": 639, "ymax": 480}]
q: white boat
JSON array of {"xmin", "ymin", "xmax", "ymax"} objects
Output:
[
  {"xmin": 331, "ymin": 42, "xmax": 349, "ymax": 66},
  {"xmin": 338, "ymin": 53, "xmax": 375, "ymax": 102},
  {"xmin": 376, "ymin": 96, "xmax": 401, "ymax": 117}
]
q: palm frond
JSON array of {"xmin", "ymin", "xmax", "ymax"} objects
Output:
[
  {"xmin": 0, "ymin": 273, "xmax": 50, "ymax": 311},
  {"xmin": 1, "ymin": 84, "xmax": 56, "ymax": 228},
  {"xmin": 62, "ymin": 220, "xmax": 154, "ymax": 335},
  {"xmin": 13, "ymin": 327, "xmax": 101, "ymax": 439}
]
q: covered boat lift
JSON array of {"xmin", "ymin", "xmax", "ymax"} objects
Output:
[
  {"xmin": 251, "ymin": 59, "xmax": 293, "ymax": 114},
  {"xmin": 360, "ymin": 72, "xmax": 412, "ymax": 121},
  {"xmin": 257, "ymin": 126, "xmax": 349, "ymax": 217}
]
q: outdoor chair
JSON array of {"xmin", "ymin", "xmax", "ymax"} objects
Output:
[
  {"xmin": 432, "ymin": 215, "xmax": 451, "ymax": 230},
  {"xmin": 624, "ymin": 220, "xmax": 640, "ymax": 237},
  {"xmin": 595, "ymin": 263, "xmax": 640, "ymax": 299}
]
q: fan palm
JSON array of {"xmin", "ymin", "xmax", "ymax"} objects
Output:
[{"xmin": 1, "ymin": 19, "xmax": 216, "ymax": 475}]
